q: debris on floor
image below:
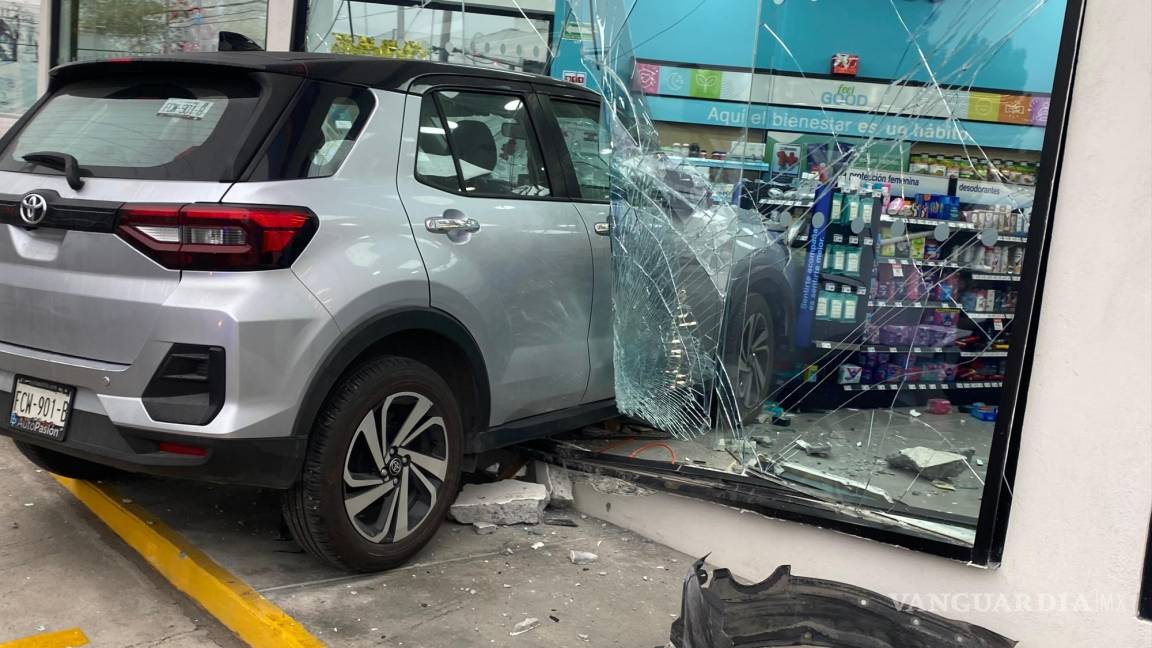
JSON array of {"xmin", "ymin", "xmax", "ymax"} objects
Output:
[
  {"xmin": 448, "ymin": 480, "xmax": 549, "ymax": 525},
  {"xmin": 584, "ymin": 474, "xmax": 653, "ymax": 496},
  {"xmin": 794, "ymin": 439, "xmax": 832, "ymax": 457},
  {"xmin": 533, "ymin": 461, "xmax": 574, "ymax": 508},
  {"xmin": 510, "ymin": 617, "xmax": 541, "ymax": 636},
  {"xmin": 886, "ymin": 446, "xmax": 970, "ymax": 480},
  {"xmin": 544, "ymin": 515, "xmax": 579, "ymax": 527},
  {"xmin": 569, "ymin": 550, "xmax": 599, "ymax": 565},
  {"xmin": 472, "ymin": 522, "xmax": 497, "ymax": 535},
  {"xmin": 772, "ymin": 462, "xmax": 894, "ymax": 505}
]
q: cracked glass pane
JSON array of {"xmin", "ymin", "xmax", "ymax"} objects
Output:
[{"xmin": 552, "ymin": 0, "xmax": 1068, "ymax": 547}]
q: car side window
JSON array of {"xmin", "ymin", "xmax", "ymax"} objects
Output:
[
  {"xmin": 415, "ymin": 98, "xmax": 463, "ymax": 193},
  {"xmin": 414, "ymin": 90, "xmax": 551, "ymax": 198},
  {"xmin": 550, "ymin": 99, "xmax": 610, "ymax": 203}
]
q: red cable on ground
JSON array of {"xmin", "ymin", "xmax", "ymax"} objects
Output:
[{"xmin": 627, "ymin": 442, "xmax": 677, "ymax": 462}]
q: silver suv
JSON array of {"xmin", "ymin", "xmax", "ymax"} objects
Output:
[{"xmin": 0, "ymin": 52, "xmax": 786, "ymax": 571}]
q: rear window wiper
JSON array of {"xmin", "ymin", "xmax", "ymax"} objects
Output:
[{"xmin": 22, "ymin": 151, "xmax": 86, "ymax": 191}]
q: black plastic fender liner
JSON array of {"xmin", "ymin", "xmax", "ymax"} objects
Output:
[{"xmin": 670, "ymin": 557, "xmax": 1016, "ymax": 648}]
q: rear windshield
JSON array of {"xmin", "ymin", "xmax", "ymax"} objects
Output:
[{"xmin": 0, "ymin": 75, "xmax": 263, "ymax": 181}]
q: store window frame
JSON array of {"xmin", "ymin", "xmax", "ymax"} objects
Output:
[
  {"xmin": 527, "ymin": 0, "xmax": 1090, "ymax": 568},
  {"xmin": 51, "ymin": 0, "xmax": 274, "ymax": 66},
  {"xmin": 290, "ymin": 0, "xmax": 555, "ymax": 72}
]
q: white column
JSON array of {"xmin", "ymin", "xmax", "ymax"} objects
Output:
[
  {"xmin": 265, "ymin": 0, "xmax": 298, "ymax": 51},
  {"xmin": 37, "ymin": 0, "xmax": 51, "ymax": 94}
]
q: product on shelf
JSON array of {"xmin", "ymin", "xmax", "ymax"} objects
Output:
[{"xmin": 907, "ymin": 152, "xmax": 1037, "ymax": 185}]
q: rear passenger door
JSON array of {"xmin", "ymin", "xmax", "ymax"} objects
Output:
[
  {"xmin": 536, "ymin": 93, "xmax": 615, "ymax": 404},
  {"xmin": 395, "ymin": 82, "xmax": 595, "ymax": 426}
]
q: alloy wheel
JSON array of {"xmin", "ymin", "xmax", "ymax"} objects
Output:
[
  {"xmin": 736, "ymin": 311, "xmax": 773, "ymax": 409},
  {"xmin": 342, "ymin": 391, "xmax": 449, "ymax": 543}
]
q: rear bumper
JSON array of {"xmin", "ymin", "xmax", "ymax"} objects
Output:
[
  {"xmin": 1, "ymin": 392, "xmax": 305, "ymax": 488},
  {"xmin": 0, "ymin": 269, "xmax": 340, "ymax": 440}
]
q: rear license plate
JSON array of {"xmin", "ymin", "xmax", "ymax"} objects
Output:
[{"xmin": 9, "ymin": 376, "xmax": 75, "ymax": 441}]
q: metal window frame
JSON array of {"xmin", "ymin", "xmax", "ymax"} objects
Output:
[
  {"xmin": 532, "ymin": 0, "xmax": 1088, "ymax": 568},
  {"xmin": 290, "ymin": 0, "xmax": 555, "ymax": 64}
]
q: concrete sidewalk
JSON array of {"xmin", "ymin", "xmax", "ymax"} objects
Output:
[
  {"xmin": 0, "ymin": 440, "xmax": 241, "ymax": 647},
  {"xmin": 107, "ymin": 474, "xmax": 691, "ymax": 647}
]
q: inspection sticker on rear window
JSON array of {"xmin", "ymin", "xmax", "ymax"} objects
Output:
[{"xmin": 157, "ymin": 98, "xmax": 214, "ymax": 120}]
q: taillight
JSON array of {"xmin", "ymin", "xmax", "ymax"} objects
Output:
[{"xmin": 116, "ymin": 203, "xmax": 317, "ymax": 270}]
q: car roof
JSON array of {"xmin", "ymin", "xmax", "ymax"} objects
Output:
[{"xmin": 51, "ymin": 51, "xmax": 600, "ymax": 98}]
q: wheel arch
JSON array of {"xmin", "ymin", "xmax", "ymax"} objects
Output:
[{"xmin": 290, "ymin": 308, "xmax": 491, "ymax": 463}]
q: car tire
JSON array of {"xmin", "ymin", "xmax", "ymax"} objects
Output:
[
  {"xmin": 13, "ymin": 441, "xmax": 124, "ymax": 481},
  {"xmin": 722, "ymin": 292, "xmax": 777, "ymax": 425},
  {"xmin": 282, "ymin": 355, "xmax": 464, "ymax": 572}
]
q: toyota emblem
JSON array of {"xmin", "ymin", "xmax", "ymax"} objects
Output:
[{"xmin": 19, "ymin": 193, "xmax": 47, "ymax": 226}]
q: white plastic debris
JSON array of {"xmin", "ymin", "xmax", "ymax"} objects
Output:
[
  {"xmin": 510, "ymin": 617, "xmax": 541, "ymax": 636},
  {"xmin": 568, "ymin": 550, "xmax": 599, "ymax": 565},
  {"xmin": 530, "ymin": 541, "xmax": 545, "ymax": 550}
]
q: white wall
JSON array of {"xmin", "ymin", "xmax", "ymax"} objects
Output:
[{"xmin": 573, "ymin": 1, "xmax": 1152, "ymax": 645}]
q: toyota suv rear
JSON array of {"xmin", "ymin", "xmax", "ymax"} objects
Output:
[{"xmin": 0, "ymin": 52, "xmax": 789, "ymax": 572}]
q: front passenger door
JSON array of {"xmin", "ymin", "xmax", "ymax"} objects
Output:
[{"xmin": 395, "ymin": 86, "xmax": 596, "ymax": 426}]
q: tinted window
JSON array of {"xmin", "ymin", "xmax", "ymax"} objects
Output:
[
  {"xmin": 1, "ymin": 75, "xmax": 262, "ymax": 181},
  {"xmin": 415, "ymin": 90, "xmax": 551, "ymax": 198},
  {"xmin": 415, "ymin": 98, "xmax": 462, "ymax": 193},
  {"xmin": 551, "ymin": 100, "xmax": 610, "ymax": 202},
  {"xmin": 248, "ymin": 80, "xmax": 374, "ymax": 181}
]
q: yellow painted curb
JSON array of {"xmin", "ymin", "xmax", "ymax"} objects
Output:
[
  {"xmin": 52, "ymin": 476, "xmax": 325, "ymax": 648},
  {"xmin": 0, "ymin": 628, "xmax": 89, "ymax": 648}
]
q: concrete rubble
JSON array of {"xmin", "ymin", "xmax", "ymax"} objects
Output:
[
  {"xmin": 533, "ymin": 461, "xmax": 575, "ymax": 508},
  {"xmin": 795, "ymin": 439, "xmax": 832, "ymax": 457},
  {"xmin": 885, "ymin": 446, "xmax": 970, "ymax": 480},
  {"xmin": 773, "ymin": 462, "xmax": 894, "ymax": 506},
  {"xmin": 448, "ymin": 480, "xmax": 549, "ymax": 526}
]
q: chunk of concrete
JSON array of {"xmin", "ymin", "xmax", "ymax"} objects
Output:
[
  {"xmin": 533, "ymin": 461, "xmax": 574, "ymax": 509},
  {"xmin": 795, "ymin": 439, "xmax": 832, "ymax": 457},
  {"xmin": 886, "ymin": 446, "xmax": 969, "ymax": 480},
  {"xmin": 449, "ymin": 480, "xmax": 549, "ymax": 526},
  {"xmin": 773, "ymin": 462, "xmax": 893, "ymax": 506}
]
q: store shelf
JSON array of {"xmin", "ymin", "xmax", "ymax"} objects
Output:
[
  {"xmin": 868, "ymin": 300, "xmax": 953, "ymax": 309},
  {"xmin": 877, "ymin": 257, "xmax": 964, "ymax": 270},
  {"xmin": 997, "ymin": 235, "xmax": 1028, "ymax": 243},
  {"xmin": 821, "ymin": 273, "xmax": 866, "ymax": 289},
  {"xmin": 758, "ymin": 198, "xmax": 814, "ymax": 208},
  {"xmin": 845, "ymin": 170, "xmax": 1035, "ymax": 207},
  {"xmin": 879, "ymin": 215, "xmax": 977, "ymax": 230},
  {"xmin": 841, "ymin": 380, "xmax": 1004, "ymax": 392},
  {"xmin": 669, "ymin": 156, "xmax": 774, "ymax": 173},
  {"xmin": 959, "ymin": 349, "xmax": 1010, "ymax": 358},
  {"xmin": 814, "ymin": 340, "xmax": 954, "ymax": 354},
  {"xmin": 969, "ymin": 273, "xmax": 1022, "ymax": 282}
]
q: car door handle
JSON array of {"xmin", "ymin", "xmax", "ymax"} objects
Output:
[
  {"xmin": 425, "ymin": 214, "xmax": 481, "ymax": 234},
  {"xmin": 593, "ymin": 222, "xmax": 610, "ymax": 236}
]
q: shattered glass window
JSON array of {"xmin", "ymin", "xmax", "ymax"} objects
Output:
[{"xmin": 548, "ymin": 0, "xmax": 1071, "ymax": 550}]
